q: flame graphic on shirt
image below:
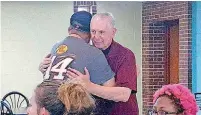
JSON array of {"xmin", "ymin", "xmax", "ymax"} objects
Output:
[{"xmin": 56, "ymin": 45, "xmax": 68, "ymax": 55}]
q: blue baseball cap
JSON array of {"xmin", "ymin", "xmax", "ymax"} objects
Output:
[{"xmin": 70, "ymin": 11, "xmax": 92, "ymax": 33}]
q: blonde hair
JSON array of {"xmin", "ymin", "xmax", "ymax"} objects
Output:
[
  {"xmin": 58, "ymin": 80, "xmax": 95, "ymax": 114},
  {"xmin": 35, "ymin": 80, "xmax": 95, "ymax": 115}
]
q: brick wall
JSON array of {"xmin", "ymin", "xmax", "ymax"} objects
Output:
[
  {"xmin": 142, "ymin": 1, "xmax": 192, "ymax": 114},
  {"xmin": 73, "ymin": 1, "xmax": 97, "ymax": 15}
]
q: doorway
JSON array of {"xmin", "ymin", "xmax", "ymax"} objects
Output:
[{"xmin": 165, "ymin": 20, "xmax": 179, "ymax": 84}]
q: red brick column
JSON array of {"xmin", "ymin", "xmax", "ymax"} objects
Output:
[{"xmin": 142, "ymin": 1, "xmax": 192, "ymax": 114}]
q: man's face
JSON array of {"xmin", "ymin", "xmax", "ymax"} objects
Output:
[{"xmin": 90, "ymin": 16, "xmax": 116, "ymax": 50}]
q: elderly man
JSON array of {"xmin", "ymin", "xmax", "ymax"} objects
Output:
[
  {"xmin": 40, "ymin": 12, "xmax": 139, "ymax": 115},
  {"xmin": 67, "ymin": 13, "xmax": 139, "ymax": 115}
]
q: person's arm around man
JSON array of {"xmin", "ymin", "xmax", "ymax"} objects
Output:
[
  {"xmin": 67, "ymin": 67, "xmax": 131, "ymax": 102},
  {"xmin": 38, "ymin": 54, "xmax": 130, "ymax": 102},
  {"xmin": 67, "ymin": 50, "xmax": 137, "ymax": 103}
]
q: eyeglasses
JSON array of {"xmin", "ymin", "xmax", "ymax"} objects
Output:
[{"xmin": 148, "ymin": 110, "xmax": 178, "ymax": 115}]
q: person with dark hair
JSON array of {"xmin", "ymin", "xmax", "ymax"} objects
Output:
[
  {"xmin": 149, "ymin": 84, "xmax": 199, "ymax": 115},
  {"xmin": 27, "ymin": 80, "xmax": 95, "ymax": 115},
  {"xmin": 39, "ymin": 11, "xmax": 115, "ymax": 87}
]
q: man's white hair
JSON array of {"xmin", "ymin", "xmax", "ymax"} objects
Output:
[{"xmin": 92, "ymin": 12, "xmax": 115, "ymax": 28}]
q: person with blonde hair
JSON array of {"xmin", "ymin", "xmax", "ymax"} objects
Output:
[
  {"xmin": 27, "ymin": 80, "xmax": 95, "ymax": 115},
  {"xmin": 149, "ymin": 84, "xmax": 199, "ymax": 115}
]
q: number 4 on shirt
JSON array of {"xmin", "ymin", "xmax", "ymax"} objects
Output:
[{"xmin": 44, "ymin": 56, "xmax": 74, "ymax": 80}]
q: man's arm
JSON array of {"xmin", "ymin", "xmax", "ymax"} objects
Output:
[
  {"xmin": 88, "ymin": 82, "xmax": 131, "ymax": 102},
  {"xmin": 87, "ymin": 52, "xmax": 116, "ymax": 85},
  {"xmin": 39, "ymin": 53, "xmax": 52, "ymax": 74},
  {"xmin": 67, "ymin": 50, "xmax": 137, "ymax": 102},
  {"xmin": 39, "ymin": 42, "xmax": 60, "ymax": 75},
  {"xmin": 67, "ymin": 67, "xmax": 131, "ymax": 102}
]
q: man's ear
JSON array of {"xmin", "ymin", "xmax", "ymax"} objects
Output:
[
  {"xmin": 39, "ymin": 107, "xmax": 50, "ymax": 115},
  {"xmin": 112, "ymin": 28, "xmax": 117, "ymax": 36},
  {"xmin": 68, "ymin": 27, "xmax": 71, "ymax": 33}
]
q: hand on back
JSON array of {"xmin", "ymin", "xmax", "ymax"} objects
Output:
[{"xmin": 39, "ymin": 53, "xmax": 52, "ymax": 74}]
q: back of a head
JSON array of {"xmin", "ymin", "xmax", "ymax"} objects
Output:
[
  {"xmin": 35, "ymin": 80, "xmax": 95, "ymax": 115},
  {"xmin": 58, "ymin": 80, "xmax": 95, "ymax": 115},
  {"xmin": 153, "ymin": 84, "xmax": 199, "ymax": 115},
  {"xmin": 70, "ymin": 11, "xmax": 92, "ymax": 33}
]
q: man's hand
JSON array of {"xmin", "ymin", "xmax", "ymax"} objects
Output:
[
  {"xmin": 39, "ymin": 53, "xmax": 52, "ymax": 74},
  {"xmin": 66, "ymin": 67, "xmax": 91, "ymax": 87}
]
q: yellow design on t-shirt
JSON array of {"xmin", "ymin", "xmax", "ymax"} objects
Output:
[{"xmin": 56, "ymin": 45, "xmax": 68, "ymax": 55}]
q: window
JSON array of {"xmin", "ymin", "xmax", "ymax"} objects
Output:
[{"xmin": 73, "ymin": 1, "xmax": 97, "ymax": 15}]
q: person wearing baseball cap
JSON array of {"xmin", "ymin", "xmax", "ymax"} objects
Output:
[
  {"xmin": 70, "ymin": 11, "xmax": 92, "ymax": 33},
  {"xmin": 39, "ymin": 10, "xmax": 116, "ymax": 101}
]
